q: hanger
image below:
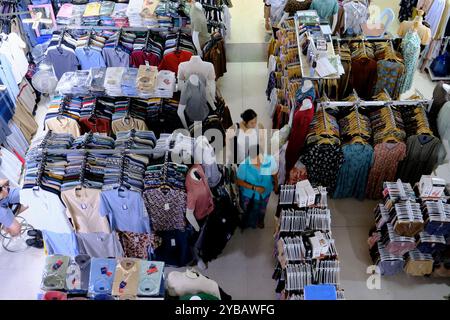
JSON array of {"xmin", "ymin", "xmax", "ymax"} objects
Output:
[
  {"xmin": 115, "ymin": 28, "xmax": 123, "ymax": 52},
  {"xmin": 57, "ymin": 27, "xmax": 67, "ymax": 53}
]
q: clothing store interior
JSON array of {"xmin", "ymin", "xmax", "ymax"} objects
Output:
[{"xmin": 1, "ymin": 0, "xmax": 450, "ymax": 301}]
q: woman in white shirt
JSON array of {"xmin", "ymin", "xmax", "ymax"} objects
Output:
[{"xmin": 226, "ymin": 109, "xmax": 265, "ymax": 165}]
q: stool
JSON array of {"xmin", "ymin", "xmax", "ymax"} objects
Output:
[{"xmin": 0, "ymin": 205, "xmax": 35, "ymax": 253}]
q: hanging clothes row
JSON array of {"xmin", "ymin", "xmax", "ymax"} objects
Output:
[
  {"xmin": 45, "ymin": 29, "xmax": 196, "ymax": 80},
  {"xmin": 44, "ymin": 94, "xmax": 185, "ymax": 137}
]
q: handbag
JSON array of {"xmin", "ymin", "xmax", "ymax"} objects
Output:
[{"xmin": 430, "ymin": 52, "xmax": 450, "ymax": 77}]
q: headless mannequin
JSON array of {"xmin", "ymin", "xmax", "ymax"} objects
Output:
[
  {"xmin": 443, "ymin": 84, "xmax": 450, "ymax": 93},
  {"xmin": 398, "ymin": 10, "xmax": 431, "ymax": 45},
  {"xmin": 289, "ymin": 80, "xmax": 313, "ymax": 126},
  {"xmin": 301, "ymin": 79, "xmax": 313, "ymax": 93},
  {"xmin": 178, "ymin": 74, "xmax": 205, "ymax": 129},
  {"xmin": 178, "ymin": 55, "xmax": 216, "ymax": 114},
  {"xmin": 185, "ymin": 166, "xmax": 201, "ymax": 232},
  {"xmin": 192, "ymin": 2, "xmax": 204, "ymax": 56},
  {"xmin": 167, "ymin": 268, "xmax": 221, "ymax": 298}
]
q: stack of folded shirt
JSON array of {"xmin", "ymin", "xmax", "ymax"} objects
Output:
[
  {"xmin": 99, "ymin": 1, "xmax": 116, "ymax": 26},
  {"xmin": 155, "ymin": 70, "xmax": 175, "ymax": 98},
  {"xmin": 127, "ymin": 0, "xmax": 144, "ymax": 27},
  {"xmin": 104, "ymin": 67, "xmax": 125, "ymax": 96},
  {"xmin": 111, "ymin": 98, "xmax": 130, "ymax": 121},
  {"xmin": 140, "ymin": 0, "xmax": 158, "ymax": 27},
  {"xmin": 72, "ymin": 70, "xmax": 91, "ymax": 96},
  {"xmin": 121, "ymin": 68, "xmax": 139, "ymax": 96},
  {"xmin": 153, "ymin": 133, "xmax": 173, "ymax": 159},
  {"xmin": 111, "ymin": 3, "xmax": 130, "ymax": 27},
  {"xmin": 82, "ymin": 1, "xmax": 101, "ymax": 26},
  {"xmin": 137, "ymin": 65, "xmax": 158, "ymax": 95},
  {"xmin": 56, "ymin": 3, "xmax": 74, "ymax": 25},
  {"xmin": 56, "ymin": 72, "xmax": 77, "ymax": 95},
  {"xmin": 72, "ymin": 4, "xmax": 87, "ymax": 26},
  {"xmin": 89, "ymin": 68, "xmax": 107, "ymax": 94}
]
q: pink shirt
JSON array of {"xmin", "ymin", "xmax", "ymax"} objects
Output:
[{"xmin": 186, "ymin": 165, "xmax": 215, "ymax": 220}]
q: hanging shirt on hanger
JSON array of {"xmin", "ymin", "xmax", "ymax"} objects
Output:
[
  {"xmin": 100, "ymin": 188, "xmax": 151, "ymax": 233},
  {"xmin": 75, "ymin": 47, "xmax": 106, "ymax": 70},
  {"xmin": 0, "ymin": 32, "xmax": 29, "ymax": 84},
  {"xmin": 45, "ymin": 47, "xmax": 79, "ymax": 80},
  {"xmin": 76, "ymin": 232, "xmax": 124, "ymax": 258},
  {"xmin": 102, "ymin": 47, "xmax": 130, "ymax": 67}
]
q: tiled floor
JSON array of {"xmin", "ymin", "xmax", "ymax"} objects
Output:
[{"xmin": 1, "ymin": 0, "xmax": 450, "ymax": 300}]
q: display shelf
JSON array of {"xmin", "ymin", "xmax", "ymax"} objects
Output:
[{"xmin": 294, "ymin": 12, "xmax": 340, "ymax": 80}]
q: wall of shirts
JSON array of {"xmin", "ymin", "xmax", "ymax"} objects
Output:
[{"xmin": 22, "ymin": 130, "xmax": 240, "ymax": 270}]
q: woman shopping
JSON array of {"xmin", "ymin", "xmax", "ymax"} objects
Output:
[
  {"xmin": 236, "ymin": 144, "xmax": 279, "ymax": 229},
  {"xmin": 226, "ymin": 109, "xmax": 266, "ymax": 165}
]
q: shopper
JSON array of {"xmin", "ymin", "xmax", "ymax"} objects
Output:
[
  {"xmin": 236, "ymin": 144, "xmax": 278, "ymax": 229},
  {"xmin": 263, "ymin": 0, "xmax": 287, "ymax": 37},
  {"xmin": 0, "ymin": 179, "xmax": 22, "ymax": 236},
  {"xmin": 226, "ymin": 109, "xmax": 266, "ymax": 165}
]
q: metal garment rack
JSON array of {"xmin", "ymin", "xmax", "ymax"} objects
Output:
[
  {"xmin": 34, "ymin": 148, "xmax": 158, "ymax": 155},
  {"xmin": 0, "ymin": 11, "xmax": 29, "ymax": 17},
  {"xmin": 318, "ymin": 98, "xmax": 432, "ymax": 109},
  {"xmin": 331, "ymin": 35, "xmax": 401, "ymax": 43},
  {"xmin": 56, "ymin": 25, "xmax": 192, "ymax": 33}
]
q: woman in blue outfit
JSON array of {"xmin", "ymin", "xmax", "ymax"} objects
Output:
[{"xmin": 236, "ymin": 144, "xmax": 279, "ymax": 229}]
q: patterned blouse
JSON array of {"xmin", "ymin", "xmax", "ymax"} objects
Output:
[{"xmin": 366, "ymin": 142, "xmax": 407, "ymax": 199}]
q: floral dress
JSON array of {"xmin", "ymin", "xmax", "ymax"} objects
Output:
[{"xmin": 400, "ymin": 30, "xmax": 421, "ymax": 93}]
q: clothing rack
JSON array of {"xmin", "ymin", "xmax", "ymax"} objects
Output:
[
  {"xmin": 56, "ymin": 25, "xmax": 191, "ymax": 33},
  {"xmin": 32, "ymin": 148, "xmax": 157, "ymax": 156},
  {"xmin": 33, "ymin": 130, "xmax": 53, "ymax": 189},
  {"xmin": 0, "ymin": 10, "xmax": 28, "ymax": 17},
  {"xmin": 318, "ymin": 98, "xmax": 432, "ymax": 109},
  {"xmin": 332, "ymin": 36, "xmax": 401, "ymax": 43}
]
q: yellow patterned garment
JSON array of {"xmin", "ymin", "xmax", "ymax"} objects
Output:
[{"xmin": 83, "ymin": 2, "xmax": 101, "ymax": 17}]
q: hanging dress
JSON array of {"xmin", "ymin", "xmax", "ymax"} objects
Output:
[{"xmin": 400, "ymin": 30, "xmax": 421, "ymax": 93}]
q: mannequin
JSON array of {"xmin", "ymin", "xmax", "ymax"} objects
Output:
[
  {"xmin": 185, "ymin": 164, "xmax": 215, "ymax": 232},
  {"xmin": 190, "ymin": 1, "xmax": 209, "ymax": 56},
  {"xmin": 185, "ymin": 166, "xmax": 201, "ymax": 232},
  {"xmin": 397, "ymin": 10, "xmax": 431, "ymax": 45},
  {"xmin": 310, "ymin": 0, "xmax": 338, "ymax": 33},
  {"xmin": 300, "ymin": 98, "xmax": 313, "ymax": 111},
  {"xmin": 167, "ymin": 268, "xmax": 221, "ymax": 299},
  {"xmin": 178, "ymin": 74, "xmax": 210, "ymax": 129},
  {"xmin": 289, "ymin": 80, "xmax": 313, "ymax": 125},
  {"xmin": 443, "ymin": 84, "xmax": 450, "ymax": 93},
  {"xmin": 178, "ymin": 55, "xmax": 216, "ymax": 107},
  {"xmin": 301, "ymin": 79, "xmax": 313, "ymax": 92}
]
